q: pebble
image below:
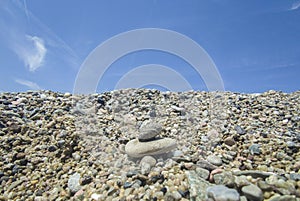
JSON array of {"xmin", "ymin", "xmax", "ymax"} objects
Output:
[
  {"xmin": 140, "ymin": 155, "xmax": 157, "ymax": 167},
  {"xmin": 241, "ymin": 184, "xmax": 263, "ymax": 201},
  {"xmin": 138, "ymin": 120, "xmax": 162, "ymax": 141},
  {"xmin": 235, "ymin": 125, "xmax": 246, "ymax": 135},
  {"xmin": 125, "ymin": 138, "xmax": 177, "ymax": 158},
  {"xmin": 206, "ymin": 185, "xmax": 240, "ymax": 201},
  {"xmin": 195, "ymin": 167, "xmax": 210, "ymax": 180},
  {"xmin": 224, "ymin": 136, "xmax": 236, "ymax": 146},
  {"xmin": 249, "ymin": 144, "xmax": 261, "ymax": 155},
  {"xmin": 207, "ymin": 155, "xmax": 223, "ymax": 166},
  {"xmin": 68, "ymin": 173, "xmax": 81, "ymax": 194}
]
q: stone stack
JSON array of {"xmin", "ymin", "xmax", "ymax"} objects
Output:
[{"xmin": 125, "ymin": 120, "xmax": 177, "ymax": 158}]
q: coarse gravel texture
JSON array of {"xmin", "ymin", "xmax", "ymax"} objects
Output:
[{"xmin": 0, "ymin": 89, "xmax": 299, "ymax": 201}]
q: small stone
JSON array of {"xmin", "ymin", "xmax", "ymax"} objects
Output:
[
  {"xmin": 234, "ymin": 175, "xmax": 250, "ymax": 188},
  {"xmin": 72, "ymin": 153, "xmax": 81, "ymax": 161},
  {"xmin": 57, "ymin": 140, "xmax": 65, "ymax": 147},
  {"xmin": 91, "ymin": 193, "xmax": 101, "ymax": 200},
  {"xmin": 206, "ymin": 185, "xmax": 240, "ymax": 201},
  {"xmin": 213, "ymin": 171, "xmax": 235, "ymax": 187},
  {"xmin": 249, "ymin": 144, "xmax": 261, "ymax": 155},
  {"xmin": 186, "ymin": 170, "xmax": 210, "ymax": 200},
  {"xmin": 138, "ymin": 121, "xmax": 162, "ymax": 141},
  {"xmin": 195, "ymin": 167, "xmax": 210, "ymax": 180},
  {"xmin": 68, "ymin": 173, "xmax": 81, "ymax": 194},
  {"xmin": 207, "ymin": 155, "xmax": 223, "ymax": 166},
  {"xmin": 15, "ymin": 152, "xmax": 26, "ymax": 160},
  {"xmin": 165, "ymin": 191, "xmax": 182, "ymax": 201},
  {"xmin": 48, "ymin": 145, "xmax": 57, "ymax": 152},
  {"xmin": 140, "ymin": 155, "xmax": 157, "ymax": 167},
  {"xmin": 235, "ymin": 125, "xmax": 246, "ymax": 135},
  {"xmin": 268, "ymin": 195, "xmax": 297, "ymax": 201},
  {"xmin": 126, "ymin": 170, "xmax": 139, "ymax": 177},
  {"xmin": 286, "ymin": 141, "xmax": 296, "ymax": 148},
  {"xmin": 125, "ymin": 138, "xmax": 177, "ymax": 158},
  {"xmin": 140, "ymin": 162, "xmax": 151, "ymax": 175},
  {"xmin": 224, "ymin": 137, "xmax": 236, "ymax": 146},
  {"xmin": 290, "ymin": 173, "xmax": 300, "ymax": 181},
  {"xmin": 123, "ymin": 182, "xmax": 133, "ymax": 189},
  {"xmin": 241, "ymin": 184, "xmax": 263, "ymax": 201},
  {"xmin": 80, "ymin": 176, "xmax": 92, "ymax": 185}
]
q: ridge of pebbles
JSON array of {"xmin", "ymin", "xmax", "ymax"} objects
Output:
[{"xmin": 0, "ymin": 89, "xmax": 299, "ymax": 200}]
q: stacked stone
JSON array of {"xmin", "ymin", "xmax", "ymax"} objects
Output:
[{"xmin": 125, "ymin": 120, "xmax": 177, "ymax": 158}]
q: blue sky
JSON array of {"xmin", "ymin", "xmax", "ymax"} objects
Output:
[{"xmin": 0, "ymin": 0, "xmax": 299, "ymax": 93}]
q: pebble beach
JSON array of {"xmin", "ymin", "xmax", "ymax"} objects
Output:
[{"xmin": 0, "ymin": 89, "xmax": 299, "ymax": 201}]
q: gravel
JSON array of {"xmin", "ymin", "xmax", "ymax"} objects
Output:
[{"xmin": 0, "ymin": 89, "xmax": 299, "ymax": 200}]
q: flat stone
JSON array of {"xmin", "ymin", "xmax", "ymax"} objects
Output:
[
  {"xmin": 207, "ymin": 155, "xmax": 223, "ymax": 166},
  {"xmin": 241, "ymin": 184, "xmax": 263, "ymax": 201},
  {"xmin": 68, "ymin": 173, "xmax": 81, "ymax": 194},
  {"xmin": 195, "ymin": 167, "xmax": 210, "ymax": 180},
  {"xmin": 125, "ymin": 138, "xmax": 177, "ymax": 158},
  {"xmin": 224, "ymin": 136, "xmax": 236, "ymax": 146},
  {"xmin": 140, "ymin": 155, "xmax": 157, "ymax": 167},
  {"xmin": 213, "ymin": 171, "xmax": 235, "ymax": 187},
  {"xmin": 233, "ymin": 170, "xmax": 276, "ymax": 179},
  {"xmin": 249, "ymin": 144, "xmax": 261, "ymax": 155},
  {"xmin": 268, "ymin": 195, "xmax": 297, "ymax": 201},
  {"xmin": 206, "ymin": 185, "xmax": 240, "ymax": 201},
  {"xmin": 138, "ymin": 121, "xmax": 162, "ymax": 141},
  {"xmin": 235, "ymin": 125, "xmax": 246, "ymax": 135},
  {"xmin": 196, "ymin": 159, "xmax": 218, "ymax": 171},
  {"xmin": 186, "ymin": 170, "xmax": 211, "ymax": 201}
]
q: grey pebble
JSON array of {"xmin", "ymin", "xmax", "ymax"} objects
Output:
[
  {"xmin": 68, "ymin": 173, "xmax": 81, "ymax": 193},
  {"xmin": 138, "ymin": 121, "xmax": 162, "ymax": 141},
  {"xmin": 207, "ymin": 155, "xmax": 223, "ymax": 166},
  {"xmin": 249, "ymin": 144, "xmax": 261, "ymax": 155},
  {"xmin": 206, "ymin": 185, "xmax": 240, "ymax": 201},
  {"xmin": 235, "ymin": 125, "xmax": 246, "ymax": 135},
  {"xmin": 241, "ymin": 184, "xmax": 263, "ymax": 201}
]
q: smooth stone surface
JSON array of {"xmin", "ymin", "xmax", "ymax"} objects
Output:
[
  {"xmin": 138, "ymin": 121, "xmax": 162, "ymax": 141},
  {"xmin": 140, "ymin": 155, "xmax": 157, "ymax": 167},
  {"xmin": 224, "ymin": 136, "xmax": 236, "ymax": 146},
  {"xmin": 268, "ymin": 195, "xmax": 297, "ymax": 201},
  {"xmin": 241, "ymin": 184, "xmax": 263, "ymax": 201},
  {"xmin": 207, "ymin": 155, "xmax": 223, "ymax": 166},
  {"xmin": 125, "ymin": 138, "xmax": 177, "ymax": 158},
  {"xmin": 206, "ymin": 185, "xmax": 240, "ymax": 201}
]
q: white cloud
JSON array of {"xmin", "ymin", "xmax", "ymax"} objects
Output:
[
  {"xmin": 0, "ymin": 0, "xmax": 79, "ymax": 72},
  {"xmin": 13, "ymin": 35, "xmax": 47, "ymax": 72},
  {"xmin": 290, "ymin": 1, "xmax": 300, "ymax": 10},
  {"xmin": 15, "ymin": 79, "xmax": 41, "ymax": 90}
]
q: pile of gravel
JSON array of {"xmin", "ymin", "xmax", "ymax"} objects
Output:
[{"xmin": 0, "ymin": 89, "xmax": 299, "ymax": 200}]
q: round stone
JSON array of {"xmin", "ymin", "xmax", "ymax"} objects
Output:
[
  {"xmin": 207, "ymin": 155, "xmax": 223, "ymax": 166},
  {"xmin": 138, "ymin": 121, "xmax": 162, "ymax": 141},
  {"xmin": 241, "ymin": 184, "xmax": 263, "ymax": 201}
]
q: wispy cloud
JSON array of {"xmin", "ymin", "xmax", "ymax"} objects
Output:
[
  {"xmin": 289, "ymin": 1, "xmax": 300, "ymax": 10},
  {"xmin": 0, "ymin": 0, "xmax": 79, "ymax": 71},
  {"xmin": 13, "ymin": 35, "xmax": 47, "ymax": 72},
  {"xmin": 15, "ymin": 79, "xmax": 41, "ymax": 90}
]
